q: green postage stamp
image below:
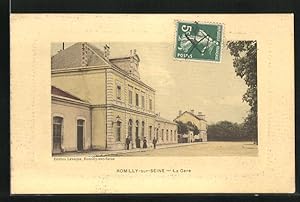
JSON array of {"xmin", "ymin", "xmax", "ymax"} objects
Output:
[{"xmin": 174, "ymin": 21, "xmax": 223, "ymax": 62}]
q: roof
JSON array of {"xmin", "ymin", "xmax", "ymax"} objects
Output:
[
  {"xmin": 86, "ymin": 43, "xmax": 105, "ymax": 58},
  {"xmin": 51, "ymin": 86, "xmax": 84, "ymax": 102},
  {"xmin": 51, "ymin": 43, "xmax": 155, "ymax": 92},
  {"xmin": 155, "ymin": 115, "xmax": 177, "ymax": 125},
  {"xmin": 174, "ymin": 111, "xmax": 206, "ymax": 122},
  {"xmin": 109, "ymin": 54, "xmax": 140, "ymax": 62},
  {"xmin": 51, "ymin": 42, "xmax": 107, "ymax": 70}
]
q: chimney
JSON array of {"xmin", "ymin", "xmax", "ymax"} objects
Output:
[
  {"xmin": 81, "ymin": 42, "xmax": 88, "ymax": 67},
  {"xmin": 104, "ymin": 44, "xmax": 110, "ymax": 59},
  {"xmin": 179, "ymin": 110, "xmax": 182, "ymax": 116},
  {"xmin": 191, "ymin": 109, "xmax": 194, "ymax": 114},
  {"xmin": 198, "ymin": 112, "xmax": 206, "ymax": 120}
]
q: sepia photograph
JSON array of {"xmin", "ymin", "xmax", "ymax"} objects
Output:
[{"xmin": 51, "ymin": 25, "xmax": 258, "ymax": 157}]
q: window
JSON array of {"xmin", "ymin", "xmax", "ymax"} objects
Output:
[
  {"xmin": 141, "ymin": 121, "xmax": 145, "ymax": 137},
  {"xmin": 135, "ymin": 120, "xmax": 139, "ymax": 139},
  {"xmin": 116, "ymin": 121, "xmax": 121, "ymax": 141},
  {"xmin": 135, "ymin": 93, "xmax": 139, "ymax": 106},
  {"xmin": 171, "ymin": 130, "xmax": 173, "ymax": 141},
  {"xmin": 128, "ymin": 119, "xmax": 133, "ymax": 139},
  {"xmin": 53, "ymin": 116, "xmax": 63, "ymax": 153},
  {"xmin": 149, "ymin": 126, "xmax": 152, "ymax": 140},
  {"xmin": 166, "ymin": 129, "xmax": 169, "ymax": 141},
  {"xmin": 135, "ymin": 120, "xmax": 141, "ymax": 148},
  {"xmin": 149, "ymin": 99, "xmax": 153, "ymax": 111},
  {"xmin": 156, "ymin": 128, "xmax": 159, "ymax": 139},
  {"xmin": 141, "ymin": 95, "xmax": 145, "ymax": 109},
  {"xmin": 77, "ymin": 119, "xmax": 85, "ymax": 151},
  {"xmin": 161, "ymin": 129, "xmax": 164, "ymax": 141},
  {"xmin": 128, "ymin": 90, "xmax": 133, "ymax": 104},
  {"xmin": 116, "ymin": 85, "xmax": 121, "ymax": 100}
]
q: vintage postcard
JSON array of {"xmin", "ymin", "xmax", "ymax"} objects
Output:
[{"xmin": 10, "ymin": 14, "xmax": 294, "ymax": 193}]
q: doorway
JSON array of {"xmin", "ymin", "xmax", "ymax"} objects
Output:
[
  {"xmin": 77, "ymin": 119, "xmax": 84, "ymax": 151},
  {"xmin": 53, "ymin": 116, "xmax": 63, "ymax": 154}
]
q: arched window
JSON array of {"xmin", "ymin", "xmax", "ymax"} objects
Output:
[
  {"xmin": 116, "ymin": 121, "xmax": 121, "ymax": 142},
  {"xmin": 166, "ymin": 129, "xmax": 169, "ymax": 141},
  {"xmin": 53, "ymin": 116, "xmax": 63, "ymax": 154},
  {"xmin": 161, "ymin": 129, "xmax": 164, "ymax": 141},
  {"xmin": 141, "ymin": 121, "xmax": 145, "ymax": 137},
  {"xmin": 156, "ymin": 128, "xmax": 159, "ymax": 139},
  {"xmin": 135, "ymin": 120, "xmax": 139, "ymax": 139},
  {"xmin": 171, "ymin": 130, "xmax": 173, "ymax": 141},
  {"xmin": 149, "ymin": 126, "xmax": 152, "ymax": 140},
  {"xmin": 136, "ymin": 120, "xmax": 140, "ymax": 148},
  {"xmin": 128, "ymin": 119, "xmax": 133, "ymax": 140}
]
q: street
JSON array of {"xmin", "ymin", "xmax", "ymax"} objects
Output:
[{"xmin": 116, "ymin": 141, "xmax": 258, "ymax": 156}]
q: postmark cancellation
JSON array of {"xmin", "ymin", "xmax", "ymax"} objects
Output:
[{"xmin": 174, "ymin": 21, "xmax": 223, "ymax": 62}]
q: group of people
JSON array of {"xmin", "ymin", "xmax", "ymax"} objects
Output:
[{"xmin": 125, "ymin": 136, "xmax": 158, "ymax": 150}]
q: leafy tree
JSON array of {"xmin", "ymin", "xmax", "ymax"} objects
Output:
[
  {"xmin": 207, "ymin": 121, "xmax": 250, "ymax": 141},
  {"xmin": 176, "ymin": 121, "xmax": 188, "ymax": 134},
  {"xmin": 186, "ymin": 121, "xmax": 199, "ymax": 135},
  {"xmin": 193, "ymin": 126, "xmax": 200, "ymax": 136},
  {"xmin": 227, "ymin": 41, "xmax": 258, "ymax": 144}
]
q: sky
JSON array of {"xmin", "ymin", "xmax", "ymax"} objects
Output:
[{"xmin": 52, "ymin": 42, "xmax": 250, "ymax": 124}]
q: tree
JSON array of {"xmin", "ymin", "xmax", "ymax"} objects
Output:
[
  {"xmin": 227, "ymin": 41, "xmax": 258, "ymax": 144},
  {"xmin": 186, "ymin": 121, "xmax": 199, "ymax": 136},
  {"xmin": 207, "ymin": 121, "xmax": 250, "ymax": 141},
  {"xmin": 176, "ymin": 121, "xmax": 188, "ymax": 134}
]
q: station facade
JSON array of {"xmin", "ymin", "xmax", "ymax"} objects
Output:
[{"xmin": 51, "ymin": 42, "xmax": 178, "ymax": 154}]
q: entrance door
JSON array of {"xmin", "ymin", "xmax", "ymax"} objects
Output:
[
  {"xmin": 135, "ymin": 120, "xmax": 140, "ymax": 148},
  {"xmin": 77, "ymin": 119, "xmax": 84, "ymax": 151},
  {"xmin": 53, "ymin": 116, "xmax": 63, "ymax": 154}
]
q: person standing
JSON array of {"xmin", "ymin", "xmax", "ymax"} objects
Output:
[
  {"xmin": 152, "ymin": 137, "xmax": 157, "ymax": 149},
  {"xmin": 125, "ymin": 136, "xmax": 131, "ymax": 150},
  {"xmin": 143, "ymin": 137, "xmax": 147, "ymax": 148}
]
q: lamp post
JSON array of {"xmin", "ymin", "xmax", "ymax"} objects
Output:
[{"xmin": 111, "ymin": 115, "xmax": 120, "ymax": 127}]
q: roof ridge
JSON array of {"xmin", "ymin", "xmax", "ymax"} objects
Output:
[
  {"xmin": 174, "ymin": 111, "xmax": 206, "ymax": 122},
  {"xmin": 86, "ymin": 43, "xmax": 104, "ymax": 55}
]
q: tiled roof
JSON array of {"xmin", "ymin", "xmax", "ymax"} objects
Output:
[
  {"xmin": 51, "ymin": 42, "xmax": 155, "ymax": 92},
  {"xmin": 85, "ymin": 43, "xmax": 105, "ymax": 58},
  {"xmin": 174, "ymin": 111, "xmax": 206, "ymax": 122},
  {"xmin": 51, "ymin": 42, "xmax": 107, "ymax": 69},
  {"xmin": 51, "ymin": 86, "xmax": 84, "ymax": 102}
]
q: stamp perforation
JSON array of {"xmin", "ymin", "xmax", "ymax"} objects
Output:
[{"xmin": 173, "ymin": 19, "xmax": 225, "ymax": 63}]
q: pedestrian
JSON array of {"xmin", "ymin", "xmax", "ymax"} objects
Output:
[
  {"xmin": 152, "ymin": 137, "xmax": 157, "ymax": 149},
  {"xmin": 125, "ymin": 136, "xmax": 131, "ymax": 150},
  {"xmin": 143, "ymin": 137, "xmax": 147, "ymax": 148}
]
